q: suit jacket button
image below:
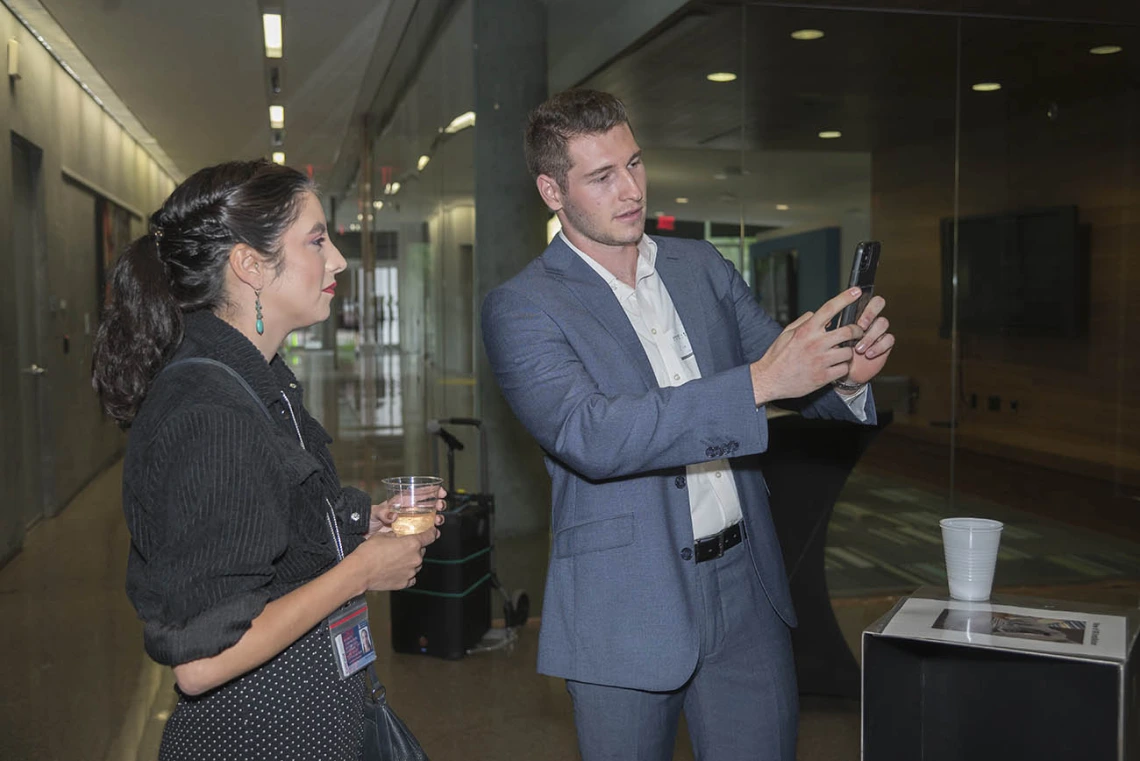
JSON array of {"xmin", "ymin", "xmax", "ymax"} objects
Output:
[
  {"xmin": 680, "ymin": 547, "xmax": 693, "ymax": 561},
  {"xmin": 705, "ymin": 447, "xmax": 715, "ymax": 458},
  {"xmin": 675, "ymin": 475, "xmax": 686, "ymax": 489}
]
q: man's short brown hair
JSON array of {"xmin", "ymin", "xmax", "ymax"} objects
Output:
[{"xmin": 524, "ymin": 89, "xmax": 631, "ymax": 190}]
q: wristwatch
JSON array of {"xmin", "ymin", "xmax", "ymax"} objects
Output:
[{"xmin": 833, "ymin": 378, "xmax": 866, "ymax": 393}]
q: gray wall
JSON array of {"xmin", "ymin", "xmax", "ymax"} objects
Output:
[{"xmin": 0, "ymin": 6, "xmax": 175, "ymax": 528}]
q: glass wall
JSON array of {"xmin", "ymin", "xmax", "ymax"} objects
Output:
[
  {"xmin": 581, "ymin": 1, "xmax": 1140, "ymax": 593},
  {"xmin": 334, "ymin": 0, "xmax": 477, "ymax": 477}
]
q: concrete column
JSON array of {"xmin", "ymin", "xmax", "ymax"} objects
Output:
[{"xmin": 473, "ymin": 0, "xmax": 550, "ymax": 537}]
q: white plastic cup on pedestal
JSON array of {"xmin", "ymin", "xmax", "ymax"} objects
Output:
[{"xmin": 939, "ymin": 517, "xmax": 1004, "ymax": 601}]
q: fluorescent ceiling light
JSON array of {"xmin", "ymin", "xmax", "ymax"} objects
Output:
[
  {"xmin": 1090, "ymin": 45, "xmax": 1122, "ymax": 55},
  {"xmin": 971, "ymin": 82, "xmax": 1002, "ymax": 92},
  {"xmin": 263, "ymin": 14, "xmax": 283, "ymax": 58},
  {"xmin": 417, "ymin": 154, "xmax": 431, "ymax": 171},
  {"xmin": 791, "ymin": 29, "xmax": 824, "ymax": 40},
  {"xmin": 269, "ymin": 105, "xmax": 284, "ymax": 129},
  {"xmin": 444, "ymin": 111, "xmax": 476, "ymax": 133},
  {"xmin": 776, "ymin": 204, "xmax": 789, "ymax": 211},
  {"xmin": 675, "ymin": 197, "xmax": 689, "ymax": 204},
  {"xmin": 271, "ymin": 151, "xmax": 285, "ymax": 165},
  {"xmin": 818, "ymin": 130, "xmax": 842, "ymax": 139},
  {"xmin": 706, "ymin": 72, "xmax": 737, "ymax": 83}
]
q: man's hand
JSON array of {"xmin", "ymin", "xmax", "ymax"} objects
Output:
[
  {"xmin": 845, "ymin": 295, "xmax": 894, "ymax": 385},
  {"xmin": 750, "ymin": 288, "xmax": 866, "ymax": 406}
]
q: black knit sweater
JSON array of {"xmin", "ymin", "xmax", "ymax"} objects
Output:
[{"xmin": 122, "ymin": 310, "xmax": 371, "ymax": 667}]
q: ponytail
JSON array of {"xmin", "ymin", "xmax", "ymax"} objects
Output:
[
  {"xmin": 91, "ymin": 159, "xmax": 316, "ymax": 425},
  {"xmin": 91, "ymin": 233, "xmax": 183, "ymax": 425}
]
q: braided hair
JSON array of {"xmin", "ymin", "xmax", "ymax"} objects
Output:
[{"xmin": 92, "ymin": 160, "xmax": 315, "ymax": 424}]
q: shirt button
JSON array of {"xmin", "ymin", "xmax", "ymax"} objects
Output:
[
  {"xmin": 350, "ymin": 512, "xmax": 361, "ymax": 521},
  {"xmin": 680, "ymin": 547, "xmax": 693, "ymax": 561},
  {"xmin": 715, "ymin": 472, "xmax": 722, "ymax": 478},
  {"xmin": 674, "ymin": 475, "xmax": 686, "ymax": 489},
  {"xmin": 673, "ymin": 374, "xmax": 680, "ymax": 381},
  {"xmin": 651, "ymin": 328, "xmax": 657, "ymax": 335}
]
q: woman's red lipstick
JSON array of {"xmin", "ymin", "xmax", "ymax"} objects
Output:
[{"xmin": 322, "ymin": 283, "xmax": 336, "ymax": 294}]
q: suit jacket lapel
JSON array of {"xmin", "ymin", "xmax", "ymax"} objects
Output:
[
  {"xmin": 541, "ymin": 237, "xmax": 657, "ymax": 391},
  {"xmin": 654, "ymin": 240, "xmax": 714, "ymax": 378}
]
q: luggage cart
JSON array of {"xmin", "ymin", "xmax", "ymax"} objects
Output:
[{"xmin": 389, "ymin": 417, "xmax": 528, "ymax": 660}]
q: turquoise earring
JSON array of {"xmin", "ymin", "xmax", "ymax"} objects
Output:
[{"xmin": 255, "ymin": 290, "xmax": 264, "ymax": 335}]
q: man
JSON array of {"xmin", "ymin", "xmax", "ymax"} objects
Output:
[{"xmin": 481, "ymin": 89, "xmax": 894, "ymax": 761}]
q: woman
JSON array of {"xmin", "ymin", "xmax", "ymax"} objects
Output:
[{"xmin": 92, "ymin": 160, "xmax": 440, "ymax": 760}]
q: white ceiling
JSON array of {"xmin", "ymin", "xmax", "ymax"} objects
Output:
[{"xmin": 39, "ymin": 0, "xmax": 390, "ymax": 183}]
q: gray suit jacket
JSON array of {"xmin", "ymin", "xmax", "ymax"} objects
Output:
[{"xmin": 481, "ymin": 234, "xmax": 874, "ymax": 691}]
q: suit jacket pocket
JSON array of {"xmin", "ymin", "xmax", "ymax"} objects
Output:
[{"xmin": 553, "ymin": 513, "xmax": 634, "ymax": 558}]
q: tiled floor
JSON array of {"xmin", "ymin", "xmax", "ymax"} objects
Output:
[
  {"xmin": 825, "ymin": 470, "xmax": 1140, "ymax": 597},
  {"xmin": 1, "ymin": 347, "xmax": 1137, "ymax": 761}
]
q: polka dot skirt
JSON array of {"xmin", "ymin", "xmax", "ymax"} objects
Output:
[{"xmin": 159, "ymin": 623, "xmax": 367, "ymax": 760}]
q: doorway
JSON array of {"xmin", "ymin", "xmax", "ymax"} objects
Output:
[{"xmin": 0, "ymin": 134, "xmax": 51, "ymax": 565}]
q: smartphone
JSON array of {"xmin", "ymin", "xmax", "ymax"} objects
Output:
[{"xmin": 827, "ymin": 241, "xmax": 881, "ymax": 346}]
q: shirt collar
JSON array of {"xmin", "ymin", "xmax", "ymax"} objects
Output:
[
  {"xmin": 175, "ymin": 310, "xmax": 299, "ymax": 407},
  {"xmin": 559, "ymin": 231, "xmax": 658, "ymax": 292}
]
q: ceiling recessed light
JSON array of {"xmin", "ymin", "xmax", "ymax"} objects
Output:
[
  {"xmin": 269, "ymin": 105, "xmax": 284, "ymax": 129},
  {"xmin": 271, "ymin": 151, "xmax": 285, "ymax": 165},
  {"xmin": 262, "ymin": 14, "xmax": 283, "ymax": 59},
  {"xmin": 390, "ymin": 181, "xmax": 401, "ymax": 194},
  {"xmin": 776, "ymin": 204, "xmax": 789, "ymax": 211},
  {"xmin": 972, "ymin": 82, "xmax": 1002, "ymax": 92},
  {"xmin": 818, "ymin": 130, "xmax": 842, "ymax": 139},
  {"xmin": 1090, "ymin": 45, "xmax": 1123, "ymax": 55},
  {"xmin": 372, "ymin": 200, "xmax": 384, "ymax": 210},
  {"xmin": 356, "ymin": 213, "xmax": 363, "ymax": 221},
  {"xmin": 417, "ymin": 154, "xmax": 430, "ymax": 171},
  {"xmin": 675, "ymin": 197, "xmax": 689, "ymax": 204},
  {"xmin": 707, "ymin": 72, "xmax": 737, "ymax": 83},
  {"xmin": 791, "ymin": 29, "xmax": 825, "ymax": 41}
]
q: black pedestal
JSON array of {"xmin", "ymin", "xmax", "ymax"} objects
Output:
[
  {"xmin": 390, "ymin": 495, "xmax": 492, "ymax": 660},
  {"xmin": 863, "ymin": 588, "xmax": 1139, "ymax": 761},
  {"xmin": 760, "ymin": 410, "xmax": 891, "ymax": 698}
]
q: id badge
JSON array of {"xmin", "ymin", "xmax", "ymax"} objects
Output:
[{"xmin": 326, "ymin": 596, "xmax": 377, "ymax": 679}]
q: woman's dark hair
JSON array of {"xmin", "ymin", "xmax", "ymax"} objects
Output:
[
  {"xmin": 524, "ymin": 89, "xmax": 631, "ymax": 189},
  {"xmin": 92, "ymin": 159, "xmax": 316, "ymax": 425}
]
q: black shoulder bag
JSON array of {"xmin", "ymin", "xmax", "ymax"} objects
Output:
[{"xmin": 161, "ymin": 358, "xmax": 430, "ymax": 761}]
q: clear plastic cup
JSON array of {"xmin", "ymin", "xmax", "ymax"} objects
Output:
[
  {"xmin": 382, "ymin": 476, "xmax": 442, "ymax": 536},
  {"xmin": 939, "ymin": 517, "xmax": 1004, "ymax": 601}
]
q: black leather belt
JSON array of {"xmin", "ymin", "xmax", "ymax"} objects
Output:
[{"xmin": 693, "ymin": 522, "xmax": 745, "ymax": 563}]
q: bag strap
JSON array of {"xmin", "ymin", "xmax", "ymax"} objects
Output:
[
  {"xmin": 161, "ymin": 357, "xmax": 274, "ymax": 423},
  {"xmin": 161, "ymin": 355, "xmax": 392, "ymax": 701}
]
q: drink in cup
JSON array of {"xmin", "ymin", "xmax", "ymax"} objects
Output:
[{"xmin": 382, "ymin": 476, "xmax": 442, "ymax": 536}]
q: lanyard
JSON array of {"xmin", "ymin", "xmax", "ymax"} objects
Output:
[{"xmin": 279, "ymin": 387, "xmax": 344, "ymax": 557}]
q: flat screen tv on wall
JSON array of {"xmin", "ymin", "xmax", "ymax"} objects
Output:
[{"xmin": 939, "ymin": 205, "xmax": 1087, "ymax": 338}]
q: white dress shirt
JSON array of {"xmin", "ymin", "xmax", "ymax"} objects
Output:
[{"xmin": 563, "ymin": 231, "xmax": 867, "ymax": 540}]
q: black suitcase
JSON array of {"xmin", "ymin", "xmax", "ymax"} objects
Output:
[{"xmin": 390, "ymin": 492, "xmax": 492, "ymax": 659}]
